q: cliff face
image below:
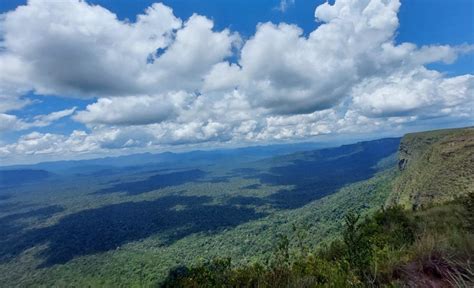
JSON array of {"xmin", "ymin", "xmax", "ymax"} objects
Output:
[{"xmin": 386, "ymin": 127, "xmax": 474, "ymax": 209}]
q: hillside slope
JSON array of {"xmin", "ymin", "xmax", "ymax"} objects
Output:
[
  {"xmin": 1, "ymin": 128, "xmax": 471, "ymax": 287},
  {"xmin": 387, "ymin": 127, "xmax": 474, "ymax": 209},
  {"xmin": 163, "ymin": 127, "xmax": 474, "ymax": 287},
  {"xmin": 0, "ymin": 138, "xmax": 400, "ymax": 287}
]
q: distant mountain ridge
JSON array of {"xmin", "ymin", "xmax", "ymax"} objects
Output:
[
  {"xmin": 1, "ymin": 126, "xmax": 472, "ymax": 287},
  {"xmin": 161, "ymin": 126, "xmax": 474, "ymax": 287},
  {"xmin": 0, "ymin": 142, "xmax": 333, "ymax": 175},
  {"xmin": 0, "ymin": 169, "xmax": 52, "ymax": 187}
]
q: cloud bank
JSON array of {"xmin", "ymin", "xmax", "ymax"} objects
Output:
[{"xmin": 0, "ymin": 0, "xmax": 472, "ymax": 162}]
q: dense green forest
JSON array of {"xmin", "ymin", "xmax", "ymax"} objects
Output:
[
  {"xmin": 163, "ymin": 194, "xmax": 474, "ymax": 287},
  {"xmin": 0, "ymin": 127, "xmax": 472, "ymax": 287},
  {"xmin": 161, "ymin": 127, "xmax": 472, "ymax": 287}
]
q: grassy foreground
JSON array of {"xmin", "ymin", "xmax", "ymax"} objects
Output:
[{"xmin": 162, "ymin": 193, "xmax": 474, "ymax": 287}]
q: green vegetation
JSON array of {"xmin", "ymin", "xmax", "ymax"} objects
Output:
[
  {"xmin": 163, "ymin": 194, "xmax": 474, "ymax": 287},
  {"xmin": 0, "ymin": 138, "xmax": 399, "ymax": 286},
  {"xmin": 0, "ymin": 168, "xmax": 398, "ymax": 287},
  {"xmin": 387, "ymin": 127, "xmax": 474, "ymax": 209},
  {"xmin": 0, "ymin": 127, "xmax": 472, "ymax": 287},
  {"xmin": 159, "ymin": 127, "xmax": 474, "ymax": 287}
]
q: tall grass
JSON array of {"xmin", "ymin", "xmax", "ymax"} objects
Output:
[{"xmin": 161, "ymin": 194, "xmax": 474, "ymax": 287}]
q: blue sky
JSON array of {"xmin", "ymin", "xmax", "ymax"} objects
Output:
[
  {"xmin": 2, "ymin": 0, "xmax": 472, "ymax": 48},
  {"xmin": 0, "ymin": 0, "xmax": 472, "ymax": 164}
]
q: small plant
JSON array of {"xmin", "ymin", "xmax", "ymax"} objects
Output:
[{"xmin": 160, "ymin": 201, "xmax": 472, "ymax": 287}]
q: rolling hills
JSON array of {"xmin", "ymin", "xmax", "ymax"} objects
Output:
[
  {"xmin": 164, "ymin": 127, "xmax": 474, "ymax": 287},
  {"xmin": 0, "ymin": 127, "xmax": 472, "ymax": 287}
]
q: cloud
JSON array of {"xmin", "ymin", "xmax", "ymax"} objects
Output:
[
  {"xmin": 33, "ymin": 107, "xmax": 77, "ymax": 126},
  {"xmin": 2, "ymin": 132, "xmax": 71, "ymax": 155},
  {"xmin": 0, "ymin": 0, "xmax": 473, "ymax": 163},
  {"xmin": 0, "ymin": 108, "xmax": 76, "ymax": 132},
  {"xmin": 74, "ymin": 93, "xmax": 189, "ymax": 125},
  {"xmin": 0, "ymin": 113, "xmax": 22, "ymax": 132},
  {"xmin": 223, "ymin": 0, "xmax": 471, "ymax": 115},
  {"xmin": 352, "ymin": 68, "xmax": 474, "ymax": 118},
  {"xmin": 0, "ymin": 0, "xmax": 239, "ymax": 98},
  {"xmin": 275, "ymin": 0, "xmax": 295, "ymax": 12},
  {"xmin": 0, "ymin": 54, "xmax": 33, "ymax": 113},
  {"xmin": 145, "ymin": 14, "xmax": 241, "ymax": 92}
]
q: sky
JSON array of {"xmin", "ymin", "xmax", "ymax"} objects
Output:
[{"xmin": 0, "ymin": 0, "xmax": 473, "ymax": 165}]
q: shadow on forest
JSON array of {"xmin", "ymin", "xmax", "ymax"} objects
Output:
[
  {"xmin": 230, "ymin": 168, "xmax": 260, "ymax": 177},
  {"xmin": 92, "ymin": 138, "xmax": 398, "ymax": 208},
  {"xmin": 203, "ymin": 176, "xmax": 231, "ymax": 183},
  {"xmin": 0, "ymin": 205, "xmax": 64, "ymax": 238},
  {"xmin": 95, "ymin": 169, "xmax": 207, "ymax": 195},
  {"xmin": 0, "ymin": 194, "xmax": 12, "ymax": 201},
  {"xmin": 0, "ymin": 139, "xmax": 400, "ymax": 267},
  {"xmin": 227, "ymin": 196, "xmax": 268, "ymax": 206},
  {"xmin": 240, "ymin": 184, "xmax": 262, "ymax": 190},
  {"xmin": 0, "ymin": 169, "xmax": 52, "ymax": 188},
  {"xmin": 240, "ymin": 138, "xmax": 400, "ymax": 209},
  {"xmin": 0, "ymin": 202, "xmax": 39, "ymax": 214},
  {"xmin": 0, "ymin": 195, "xmax": 266, "ymax": 267}
]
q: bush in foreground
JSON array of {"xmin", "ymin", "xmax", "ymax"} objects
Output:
[{"xmin": 161, "ymin": 194, "xmax": 473, "ymax": 287}]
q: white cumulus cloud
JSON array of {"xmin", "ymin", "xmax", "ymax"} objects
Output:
[{"xmin": 0, "ymin": 0, "xmax": 472, "ymax": 163}]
